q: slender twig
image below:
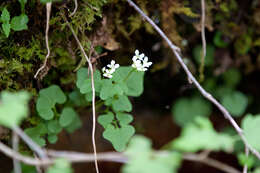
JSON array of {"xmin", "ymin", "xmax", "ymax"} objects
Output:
[
  {"xmin": 12, "ymin": 131, "xmax": 21, "ymax": 173},
  {"xmin": 243, "ymin": 147, "xmax": 249, "ymax": 173},
  {"xmin": 0, "ymin": 140, "xmax": 51, "ymax": 166},
  {"xmin": 199, "ymin": 0, "xmax": 206, "ymax": 81},
  {"xmin": 62, "ymin": 14, "xmax": 99, "ymax": 173},
  {"xmin": 183, "ymin": 153, "xmax": 241, "ymax": 173},
  {"xmin": 13, "ymin": 126, "xmax": 48, "ymax": 159},
  {"xmin": 0, "ymin": 141, "xmax": 242, "ymax": 173},
  {"xmin": 125, "ymin": 0, "xmax": 260, "ymax": 160},
  {"xmin": 69, "ymin": 0, "xmax": 78, "ymax": 17},
  {"xmin": 34, "ymin": 2, "xmax": 52, "ymax": 79}
]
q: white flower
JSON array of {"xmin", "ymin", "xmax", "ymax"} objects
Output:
[
  {"xmin": 102, "ymin": 60, "xmax": 120, "ymax": 78},
  {"xmin": 107, "ymin": 60, "xmax": 120, "ymax": 71},
  {"xmin": 132, "ymin": 50, "xmax": 152, "ymax": 71},
  {"xmin": 133, "ymin": 49, "xmax": 145, "ymax": 61}
]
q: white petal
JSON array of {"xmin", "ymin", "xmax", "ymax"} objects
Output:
[
  {"xmin": 115, "ymin": 64, "xmax": 120, "ymax": 68},
  {"xmin": 135, "ymin": 49, "xmax": 139, "ymax": 55},
  {"xmin": 111, "ymin": 60, "xmax": 115, "ymax": 65},
  {"xmin": 139, "ymin": 53, "xmax": 145, "ymax": 59}
]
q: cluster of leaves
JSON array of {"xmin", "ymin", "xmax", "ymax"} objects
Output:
[
  {"xmin": 76, "ymin": 66, "xmax": 144, "ymax": 151},
  {"xmin": 25, "ymin": 85, "xmax": 82, "ymax": 146},
  {"xmin": 0, "ymin": 0, "xmax": 29, "ymax": 37}
]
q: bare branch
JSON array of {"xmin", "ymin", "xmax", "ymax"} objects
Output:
[
  {"xmin": 62, "ymin": 14, "xmax": 99, "ymax": 173},
  {"xmin": 34, "ymin": 2, "xmax": 52, "ymax": 79},
  {"xmin": 199, "ymin": 0, "xmax": 206, "ymax": 81},
  {"xmin": 70, "ymin": 0, "xmax": 78, "ymax": 17},
  {"xmin": 243, "ymin": 147, "xmax": 249, "ymax": 173},
  {"xmin": 1, "ymin": 140, "xmax": 242, "ymax": 173},
  {"xmin": 0, "ymin": 140, "xmax": 51, "ymax": 166},
  {"xmin": 125, "ymin": 0, "xmax": 260, "ymax": 160},
  {"xmin": 13, "ymin": 126, "xmax": 48, "ymax": 159},
  {"xmin": 12, "ymin": 131, "xmax": 21, "ymax": 173},
  {"xmin": 183, "ymin": 153, "xmax": 241, "ymax": 173}
]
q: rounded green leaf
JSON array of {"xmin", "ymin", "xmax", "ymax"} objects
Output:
[
  {"xmin": 76, "ymin": 68, "xmax": 102, "ymax": 94},
  {"xmin": 103, "ymin": 124, "xmax": 135, "ymax": 152},
  {"xmin": 223, "ymin": 68, "xmax": 241, "ymax": 88},
  {"xmin": 213, "ymin": 31, "xmax": 229, "ymax": 48},
  {"xmin": 65, "ymin": 115, "xmax": 82, "ymax": 133},
  {"xmin": 11, "ymin": 14, "xmax": 29, "ymax": 31},
  {"xmin": 47, "ymin": 120, "xmax": 62, "ymax": 134},
  {"xmin": 98, "ymin": 112, "xmax": 114, "ymax": 128},
  {"xmin": 172, "ymin": 96, "xmax": 212, "ymax": 126},
  {"xmin": 36, "ymin": 85, "xmax": 66, "ymax": 120},
  {"xmin": 193, "ymin": 44, "xmax": 215, "ymax": 66},
  {"xmin": 221, "ymin": 91, "xmax": 248, "ymax": 117},
  {"xmin": 48, "ymin": 134, "xmax": 58, "ymax": 144},
  {"xmin": 1, "ymin": 8, "xmax": 10, "ymax": 22},
  {"xmin": 59, "ymin": 107, "xmax": 77, "ymax": 127},
  {"xmin": 0, "ymin": 91, "xmax": 30, "ymax": 128},
  {"xmin": 116, "ymin": 112, "xmax": 133, "ymax": 125},
  {"xmin": 242, "ymin": 114, "xmax": 260, "ymax": 151},
  {"xmin": 112, "ymin": 95, "xmax": 132, "ymax": 112},
  {"xmin": 113, "ymin": 67, "xmax": 144, "ymax": 97}
]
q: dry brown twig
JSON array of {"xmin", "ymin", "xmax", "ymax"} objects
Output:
[
  {"xmin": 62, "ymin": 14, "xmax": 100, "ymax": 173},
  {"xmin": 34, "ymin": 2, "xmax": 52, "ymax": 79},
  {"xmin": 126, "ymin": 0, "xmax": 260, "ymax": 160}
]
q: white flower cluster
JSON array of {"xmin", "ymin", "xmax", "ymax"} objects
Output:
[
  {"xmin": 102, "ymin": 60, "xmax": 120, "ymax": 78},
  {"xmin": 132, "ymin": 49, "xmax": 152, "ymax": 71},
  {"xmin": 102, "ymin": 50, "xmax": 152, "ymax": 78}
]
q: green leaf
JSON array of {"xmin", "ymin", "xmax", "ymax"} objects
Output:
[
  {"xmin": 65, "ymin": 114, "xmax": 82, "ymax": 133},
  {"xmin": 59, "ymin": 107, "xmax": 78, "ymax": 127},
  {"xmin": 234, "ymin": 34, "xmax": 252, "ymax": 55},
  {"xmin": 213, "ymin": 31, "xmax": 229, "ymax": 48},
  {"xmin": 112, "ymin": 95, "xmax": 132, "ymax": 112},
  {"xmin": 122, "ymin": 136, "xmax": 182, "ymax": 173},
  {"xmin": 11, "ymin": 14, "xmax": 29, "ymax": 31},
  {"xmin": 171, "ymin": 96, "xmax": 212, "ymax": 126},
  {"xmin": 2, "ymin": 23, "xmax": 11, "ymax": 37},
  {"xmin": 100, "ymin": 79, "xmax": 124, "ymax": 100},
  {"xmin": 116, "ymin": 112, "xmax": 133, "ymax": 125},
  {"xmin": 1, "ymin": 8, "xmax": 10, "ymax": 22},
  {"xmin": 98, "ymin": 112, "xmax": 114, "ymax": 128},
  {"xmin": 76, "ymin": 68, "xmax": 102, "ymax": 94},
  {"xmin": 223, "ymin": 68, "xmax": 241, "ymax": 88},
  {"xmin": 48, "ymin": 134, "xmax": 58, "ymax": 144},
  {"xmin": 221, "ymin": 91, "xmax": 248, "ymax": 117},
  {"xmin": 47, "ymin": 120, "xmax": 62, "ymax": 134},
  {"xmin": 69, "ymin": 90, "xmax": 87, "ymax": 106},
  {"xmin": 25, "ymin": 123, "xmax": 48, "ymax": 137},
  {"xmin": 242, "ymin": 114, "xmax": 260, "ymax": 151},
  {"xmin": 36, "ymin": 85, "xmax": 66, "ymax": 120},
  {"xmin": 47, "ymin": 158, "xmax": 73, "ymax": 173},
  {"xmin": 25, "ymin": 123, "xmax": 47, "ymax": 147},
  {"xmin": 237, "ymin": 152, "xmax": 255, "ymax": 169},
  {"xmin": 171, "ymin": 117, "xmax": 235, "ymax": 152},
  {"xmin": 0, "ymin": 91, "xmax": 30, "ymax": 128},
  {"xmin": 113, "ymin": 67, "xmax": 144, "ymax": 96},
  {"xmin": 85, "ymin": 92, "xmax": 92, "ymax": 102},
  {"xmin": 103, "ymin": 124, "xmax": 135, "ymax": 152},
  {"xmin": 193, "ymin": 44, "xmax": 215, "ymax": 66}
]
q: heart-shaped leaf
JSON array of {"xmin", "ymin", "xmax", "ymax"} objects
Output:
[{"xmin": 103, "ymin": 124, "xmax": 135, "ymax": 152}]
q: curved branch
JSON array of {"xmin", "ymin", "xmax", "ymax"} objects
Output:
[{"xmin": 125, "ymin": 0, "xmax": 260, "ymax": 161}]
